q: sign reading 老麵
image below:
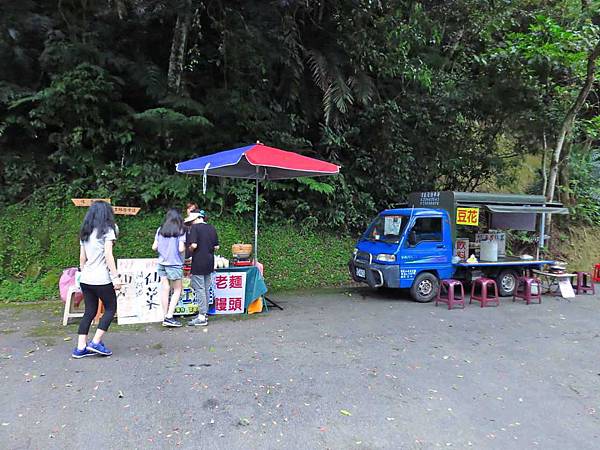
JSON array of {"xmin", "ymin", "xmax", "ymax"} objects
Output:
[{"xmin": 456, "ymin": 207, "xmax": 479, "ymax": 226}]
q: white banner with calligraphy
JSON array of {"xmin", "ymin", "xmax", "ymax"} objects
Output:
[
  {"xmin": 117, "ymin": 258, "xmax": 164, "ymax": 324},
  {"xmin": 212, "ymin": 272, "xmax": 246, "ymax": 315}
]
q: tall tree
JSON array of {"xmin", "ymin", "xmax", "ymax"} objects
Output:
[
  {"xmin": 167, "ymin": 0, "xmax": 192, "ymax": 94},
  {"xmin": 545, "ymin": 39, "xmax": 600, "ymax": 202}
]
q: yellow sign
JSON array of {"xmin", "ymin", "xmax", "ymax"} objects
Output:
[{"xmin": 456, "ymin": 207, "xmax": 479, "ymax": 226}]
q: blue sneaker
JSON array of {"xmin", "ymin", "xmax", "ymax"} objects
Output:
[
  {"xmin": 72, "ymin": 347, "xmax": 96, "ymax": 359},
  {"xmin": 86, "ymin": 341, "xmax": 112, "ymax": 356}
]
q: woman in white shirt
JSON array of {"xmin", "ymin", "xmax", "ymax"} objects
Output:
[{"xmin": 72, "ymin": 201, "xmax": 122, "ymax": 358}]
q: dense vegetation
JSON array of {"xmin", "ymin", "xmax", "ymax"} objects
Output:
[
  {"xmin": 1, "ymin": 1, "xmax": 599, "ymax": 228},
  {"xmin": 1, "ymin": 1, "xmax": 600, "ymax": 300}
]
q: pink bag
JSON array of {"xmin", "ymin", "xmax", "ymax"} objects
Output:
[{"xmin": 59, "ymin": 268, "xmax": 83, "ymax": 306}]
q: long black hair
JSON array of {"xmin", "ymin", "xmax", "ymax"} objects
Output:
[
  {"xmin": 80, "ymin": 201, "xmax": 117, "ymax": 242},
  {"xmin": 159, "ymin": 208, "xmax": 185, "ymax": 237}
]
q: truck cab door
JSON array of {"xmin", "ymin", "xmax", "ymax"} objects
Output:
[{"xmin": 400, "ymin": 215, "xmax": 453, "ymax": 286}]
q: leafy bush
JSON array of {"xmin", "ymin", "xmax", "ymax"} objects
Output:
[{"xmin": 568, "ymin": 149, "xmax": 600, "ymax": 225}]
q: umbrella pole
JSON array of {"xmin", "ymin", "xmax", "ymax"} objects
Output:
[
  {"xmin": 254, "ymin": 166, "xmax": 283, "ymax": 311},
  {"xmin": 254, "ymin": 169, "xmax": 259, "ymax": 262}
]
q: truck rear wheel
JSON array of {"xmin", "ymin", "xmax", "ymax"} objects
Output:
[
  {"xmin": 496, "ymin": 269, "xmax": 518, "ymax": 297},
  {"xmin": 410, "ymin": 272, "xmax": 439, "ymax": 303}
]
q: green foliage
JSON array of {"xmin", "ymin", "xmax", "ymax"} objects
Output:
[
  {"xmin": 0, "ymin": 202, "xmax": 355, "ymax": 302},
  {"xmin": 1, "ymin": 0, "xmax": 599, "ymax": 231},
  {"xmin": 568, "ymin": 149, "xmax": 600, "ymax": 225}
]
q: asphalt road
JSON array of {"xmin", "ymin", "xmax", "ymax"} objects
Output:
[{"xmin": 1, "ymin": 287, "xmax": 600, "ymax": 450}]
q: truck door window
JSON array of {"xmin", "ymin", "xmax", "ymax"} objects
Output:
[
  {"xmin": 364, "ymin": 215, "xmax": 407, "ymax": 243},
  {"xmin": 412, "ymin": 218, "xmax": 443, "ymax": 244}
]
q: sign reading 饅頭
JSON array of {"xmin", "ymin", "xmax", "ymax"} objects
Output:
[
  {"xmin": 456, "ymin": 207, "xmax": 479, "ymax": 226},
  {"xmin": 117, "ymin": 258, "xmax": 164, "ymax": 324},
  {"xmin": 212, "ymin": 272, "xmax": 246, "ymax": 314}
]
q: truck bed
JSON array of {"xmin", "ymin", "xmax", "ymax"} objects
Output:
[{"xmin": 454, "ymin": 257, "xmax": 554, "ymax": 268}]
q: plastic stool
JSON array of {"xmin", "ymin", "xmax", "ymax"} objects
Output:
[
  {"xmin": 593, "ymin": 264, "xmax": 600, "ymax": 283},
  {"xmin": 62, "ymin": 286, "xmax": 104, "ymax": 326},
  {"xmin": 470, "ymin": 277, "xmax": 500, "ymax": 307},
  {"xmin": 435, "ymin": 279, "xmax": 465, "ymax": 310},
  {"xmin": 573, "ymin": 272, "xmax": 596, "ymax": 295},
  {"xmin": 513, "ymin": 276, "xmax": 542, "ymax": 305}
]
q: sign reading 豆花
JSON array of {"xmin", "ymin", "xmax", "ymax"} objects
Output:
[
  {"xmin": 456, "ymin": 207, "xmax": 479, "ymax": 226},
  {"xmin": 212, "ymin": 272, "xmax": 247, "ymax": 314},
  {"xmin": 116, "ymin": 258, "xmax": 164, "ymax": 324}
]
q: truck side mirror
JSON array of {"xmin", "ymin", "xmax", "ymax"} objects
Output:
[{"xmin": 408, "ymin": 230, "xmax": 417, "ymax": 246}]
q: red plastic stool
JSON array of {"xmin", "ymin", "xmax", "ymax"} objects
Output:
[
  {"xmin": 573, "ymin": 272, "xmax": 596, "ymax": 295},
  {"xmin": 470, "ymin": 277, "xmax": 500, "ymax": 307},
  {"xmin": 436, "ymin": 279, "xmax": 465, "ymax": 310},
  {"xmin": 513, "ymin": 276, "xmax": 542, "ymax": 305},
  {"xmin": 593, "ymin": 264, "xmax": 600, "ymax": 283}
]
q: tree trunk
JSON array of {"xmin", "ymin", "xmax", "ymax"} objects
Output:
[
  {"xmin": 559, "ymin": 141, "xmax": 572, "ymax": 205},
  {"xmin": 545, "ymin": 40, "xmax": 600, "ymax": 202},
  {"xmin": 541, "ymin": 131, "xmax": 548, "ymax": 196},
  {"xmin": 167, "ymin": 0, "xmax": 193, "ymax": 95}
]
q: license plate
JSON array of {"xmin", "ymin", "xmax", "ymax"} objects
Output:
[{"xmin": 356, "ymin": 268, "xmax": 366, "ymax": 278}]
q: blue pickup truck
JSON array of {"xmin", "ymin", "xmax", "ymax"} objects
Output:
[{"xmin": 348, "ymin": 191, "xmax": 568, "ymax": 302}]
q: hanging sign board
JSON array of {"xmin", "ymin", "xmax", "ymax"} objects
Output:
[
  {"xmin": 456, "ymin": 207, "xmax": 479, "ymax": 226},
  {"xmin": 117, "ymin": 258, "xmax": 164, "ymax": 324},
  {"xmin": 455, "ymin": 238, "xmax": 469, "ymax": 260},
  {"xmin": 71, "ymin": 198, "xmax": 111, "ymax": 206},
  {"xmin": 112, "ymin": 206, "xmax": 141, "ymax": 216},
  {"xmin": 71, "ymin": 198, "xmax": 140, "ymax": 215}
]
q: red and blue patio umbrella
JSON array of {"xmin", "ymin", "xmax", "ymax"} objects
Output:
[{"xmin": 176, "ymin": 142, "xmax": 340, "ymax": 260}]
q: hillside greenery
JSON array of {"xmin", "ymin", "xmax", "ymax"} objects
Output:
[{"xmin": 0, "ymin": 202, "xmax": 355, "ymax": 302}]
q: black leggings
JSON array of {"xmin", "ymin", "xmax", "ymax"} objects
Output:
[{"xmin": 78, "ymin": 283, "xmax": 117, "ymax": 335}]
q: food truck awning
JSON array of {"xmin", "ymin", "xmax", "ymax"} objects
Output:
[{"xmin": 483, "ymin": 205, "xmax": 569, "ymax": 215}]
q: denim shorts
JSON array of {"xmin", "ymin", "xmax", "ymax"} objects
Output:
[{"xmin": 157, "ymin": 264, "xmax": 183, "ymax": 280}]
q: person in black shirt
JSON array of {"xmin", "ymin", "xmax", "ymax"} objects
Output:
[{"xmin": 187, "ymin": 210, "xmax": 219, "ymax": 326}]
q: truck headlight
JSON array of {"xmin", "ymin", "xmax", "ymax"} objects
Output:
[{"xmin": 376, "ymin": 253, "xmax": 396, "ymax": 262}]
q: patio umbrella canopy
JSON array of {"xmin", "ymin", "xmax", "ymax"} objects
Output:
[{"xmin": 176, "ymin": 143, "xmax": 340, "ymax": 260}]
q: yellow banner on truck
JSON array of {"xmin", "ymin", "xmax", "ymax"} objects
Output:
[{"xmin": 456, "ymin": 207, "xmax": 479, "ymax": 226}]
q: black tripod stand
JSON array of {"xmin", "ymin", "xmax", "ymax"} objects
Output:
[{"xmin": 265, "ymin": 295, "xmax": 283, "ymax": 310}]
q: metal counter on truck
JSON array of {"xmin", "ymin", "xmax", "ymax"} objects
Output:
[{"xmin": 349, "ymin": 191, "xmax": 568, "ymax": 302}]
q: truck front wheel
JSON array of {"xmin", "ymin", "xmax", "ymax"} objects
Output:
[
  {"xmin": 496, "ymin": 269, "xmax": 518, "ymax": 297},
  {"xmin": 410, "ymin": 272, "xmax": 439, "ymax": 303}
]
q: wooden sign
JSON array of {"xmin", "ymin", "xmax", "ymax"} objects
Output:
[
  {"xmin": 71, "ymin": 199, "xmax": 140, "ymax": 215},
  {"xmin": 112, "ymin": 206, "xmax": 141, "ymax": 216},
  {"xmin": 71, "ymin": 198, "xmax": 111, "ymax": 207}
]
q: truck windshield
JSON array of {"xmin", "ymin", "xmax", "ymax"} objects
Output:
[{"xmin": 363, "ymin": 215, "xmax": 408, "ymax": 243}]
